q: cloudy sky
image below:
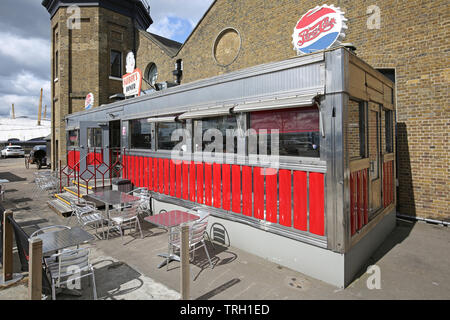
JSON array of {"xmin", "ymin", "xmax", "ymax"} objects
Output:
[{"xmin": 0, "ymin": 0, "xmax": 214, "ymax": 118}]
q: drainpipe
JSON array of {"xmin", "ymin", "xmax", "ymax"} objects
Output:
[{"xmin": 396, "ymin": 213, "xmax": 449, "ymax": 226}]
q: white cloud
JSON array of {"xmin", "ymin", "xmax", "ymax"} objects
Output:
[
  {"xmin": 0, "ymin": 31, "xmax": 50, "ymax": 68},
  {"xmin": 148, "ymin": 0, "xmax": 215, "ymax": 41},
  {"xmin": 0, "ymin": 71, "xmax": 51, "ymax": 118}
]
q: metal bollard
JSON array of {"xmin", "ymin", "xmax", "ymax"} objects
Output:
[
  {"xmin": 1, "ymin": 210, "xmax": 23, "ymax": 286},
  {"xmin": 180, "ymin": 223, "xmax": 190, "ymax": 300},
  {"xmin": 28, "ymin": 238, "xmax": 43, "ymax": 300}
]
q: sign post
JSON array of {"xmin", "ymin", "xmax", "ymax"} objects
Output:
[{"xmin": 122, "ymin": 52, "xmax": 142, "ymax": 98}]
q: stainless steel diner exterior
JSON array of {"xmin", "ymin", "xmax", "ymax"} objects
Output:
[{"xmin": 64, "ymin": 47, "xmax": 396, "ymax": 288}]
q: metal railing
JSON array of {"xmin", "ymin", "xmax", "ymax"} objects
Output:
[{"xmin": 59, "ymin": 148, "xmax": 124, "ymax": 199}]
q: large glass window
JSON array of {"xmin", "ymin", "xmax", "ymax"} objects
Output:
[
  {"xmin": 130, "ymin": 118, "xmax": 152, "ymax": 149},
  {"xmin": 194, "ymin": 115, "xmax": 239, "ymax": 153},
  {"xmin": 348, "ymin": 100, "xmax": 366, "ymax": 159},
  {"xmin": 250, "ymin": 107, "xmax": 320, "ymax": 157},
  {"xmin": 87, "ymin": 128, "xmax": 102, "ymax": 148},
  {"xmin": 67, "ymin": 129, "xmax": 79, "ymax": 147},
  {"xmin": 110, "ymin": 50, "xmax": 122, "ymax": 78},
  {"xmin": 145, "ymin": 63, "xmax": 158, "ymax": 86},
  {"xmin": 157, "ymin": 122, "xmax": 185, "ymax": 151}
]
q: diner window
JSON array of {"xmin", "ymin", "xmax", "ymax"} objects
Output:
[
  {"xmin": 87, "ymin": 128, "xmax": 102, "ymax": 148},
  {"xmin": 250, "ymin": 107, "xmax": 320, "ymax": 158},
  {"xmin": 110, "ymin": 50, "xmax": 122, "ymax": 78},
  {"xmin": 157, "ymin": 122, "xmax": 186, "ymax": 151},
  {"xmin": 348, "ymin": 99, "xmax": 367, "ymax": 160},
  {"xmin": 130, "ymin": 118, "xmax": 152, "ymax": 149},
  {"xmin": 67, "ymin": 129, "xmax": 79, "ymax": 147},
  {"xmin": 194, "ymin": 115, "xmax": 239, "ymax": 154}
]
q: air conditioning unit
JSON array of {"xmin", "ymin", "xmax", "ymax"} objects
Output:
[{"xmin": 155, "ymin": 81, "xmax": 179, "ymax": 91}]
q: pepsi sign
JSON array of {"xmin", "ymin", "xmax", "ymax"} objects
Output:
[{"xmin": 292, "ymin": 4, "xmax": 347, "ymax": 55}]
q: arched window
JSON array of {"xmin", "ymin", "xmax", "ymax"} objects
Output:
[{"xmin": 145, "ymin": 62, "xmax": 158, "ymax": 86}]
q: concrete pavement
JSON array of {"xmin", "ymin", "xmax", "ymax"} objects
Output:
[{"xmin": 0, "ymin": 157, "xmax": 449, "ymax": 300}]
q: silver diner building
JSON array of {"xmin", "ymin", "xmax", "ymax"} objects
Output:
[{"xmin": 62, "ymin": 47, "xmax": 396, "ymax": 287}]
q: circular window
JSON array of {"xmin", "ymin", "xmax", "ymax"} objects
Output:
[
  {"xmin": 213, "ymin": 28, "xmax": 241, "ymax": 67},
  {"xmin": 145, "ymin": 63, "xmax": 158, "ymax": 86}
]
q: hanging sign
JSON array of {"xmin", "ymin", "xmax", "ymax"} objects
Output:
[
  {"xmin": 85, "ymin": 92, "xmax": 94, "ymax": 110},
  {"xmin": 292, "ymin": 4, "xmax": 347, "ymax": 55},
  {"xmin": 122, "ymin": 51, "xmax": 142, "ymax": 97}
]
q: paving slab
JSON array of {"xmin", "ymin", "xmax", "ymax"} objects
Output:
[{"xmin": 1, "ymin": 158, "xmax": 449, "ymax": 300}]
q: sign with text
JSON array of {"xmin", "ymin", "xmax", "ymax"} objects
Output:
[
  {"xmin": 122, "ymin": 68, "xmax": 142, "ymax": 97},
  {"xmin": 292, "ymin": 4, "xmax": 347, "ymax": 55},
  {"xmin": 85, "ymin": 92, "xmax": 94, "ymax": 110}
]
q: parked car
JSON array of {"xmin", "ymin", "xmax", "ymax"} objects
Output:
[
  {"xmin": 29, "ymin": 145, "xmax": 47, "ymax": 164},
  {"xmin": 1, "ymin": 145, "xmax": 25, "ymax": 158}
]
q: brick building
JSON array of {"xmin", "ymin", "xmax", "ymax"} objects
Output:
[{"xmin": 42, "ymin": 0, "xmax": 449, "ymax": 222}]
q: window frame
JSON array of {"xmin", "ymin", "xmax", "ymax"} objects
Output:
[
  {"xmin": 129, "ymin": 118, "xmax": 153, "ymax": 150},
  {"xmin": 110, "ymin": 49, "xmax": 122, "ymax": 78}
]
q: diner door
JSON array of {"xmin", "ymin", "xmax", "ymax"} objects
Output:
[
  {"xmin": 79, "ymin": 121, "xmax": 109, "ymax": 179},
  {"xmin": 368, "ymin": 103, "xmax": 382, "ymax": 215}
]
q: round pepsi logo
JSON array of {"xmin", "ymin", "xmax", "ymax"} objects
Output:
[{"xmin": 292, "ymin": 5, "xmax": 347, "ymax": 55}]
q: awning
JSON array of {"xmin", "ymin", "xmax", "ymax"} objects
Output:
[
  {"xmin": 178, "ymin": 105, "xmax": 234, "ymax": 120},
  {"xmin": 146, "ymin": 116, "xmax": 178, "ymax": 123},
  {"xmin": 233, "ymin": 93, "xmax": 318, "ymax": 113}
]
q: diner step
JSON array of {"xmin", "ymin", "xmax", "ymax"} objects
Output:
[
  {"xmin": 71, "ymin": 179, "xmax": 113, "ymax": 190},
  {"xmin": 47, "ymin": 199, "xmax": 72, "ymax": 217},
  {"xmin": 63, "ymin": 186, "xmax": 86, "ymax": 198},
  {"xmin": 54, "ymin": 191, "xmax": 80, "ymax": 206}
]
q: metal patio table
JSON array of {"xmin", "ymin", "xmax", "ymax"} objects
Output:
[
  {"xmin": 31, "ymin": 226, "xmax": 95, "ymax": 255},
  {"xmin": 31, "ymin": 226, "xmax": 95, "ymax": 297},
  {"xmin": 89, "ymin": 190, "xmax": 140, "ymax": 219},
  {"xmin": 144, "ymin": 210, "xmax": 199, "ymax": 268}
]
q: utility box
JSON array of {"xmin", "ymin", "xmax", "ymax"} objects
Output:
[{"xmin": 112, "ymin": 178, "xmax": 132, "ymax": 193}]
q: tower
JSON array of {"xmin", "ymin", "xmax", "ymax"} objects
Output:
[{"xmin": 41, "ymin": 0, "xmax": 152, "ymax": 169}]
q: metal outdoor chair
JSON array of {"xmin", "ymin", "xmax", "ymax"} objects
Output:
[
  {"xmin": 127, "ymin": 188, "xmax": 152, "ymax": 217},
  {"xmin": 106, "ymin": 200, "xmax": 143, "ymax": 242},
  {"xmin": 44, "ymin": 247, "xmax": 97, "ymax": 300},
  {"xmin": 168, "ymin": 214, "xmax": 213, "ymax": 270},
  {"xmin": 69, "ymin": 199, "xmax": 105, "ymax": 239}
]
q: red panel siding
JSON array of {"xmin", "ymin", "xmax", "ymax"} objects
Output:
[
  {"xmin": 148, "ymin": 157, "xmax": 153, "ymax": 191},
  {"xmin": 176, "ymin": 161, "xmax": 182, "ymax": 198},
  {"xmin": 182, "ymin": 161, "xmax": 189, "ymax": 200},
  {"xmin": 122, "ymin": 155, "xmax": 127, "ymax": 179},
  {"xmin": 170, "ymin": 160, "xmax": 176, "ymax": 196},
  {"xmin": 242, "ymin": 166, "xmax": 252, "ymax": 217},
  {"xmin": 265, "ymin": 168, "xmax": 278, "ymax": 223},
  {"xmin": 279, "ymin": 169, "xmax": 292, "ymax": 227},
  {"xmin": 293, "ymin": 171, "xmax": 307, "ymax": 231},
  {"xmin": 204, "ymin": 163, "xmax": 212, "ymax": 206},
  {"xmin": 189, "ymin": 161, "xmax": 196, "ymax": 202},
  {"xmin": 231, "ymin": 165, "xmax": 241, "ymax": 214},
  {"xmin": 164, "ymin": 159, "xmax": 170, "ymax": 195},
  {"xmin": 159, "ymin": 158, "xmax": 164, "ymax": 194},
  {"xmin": 143, "ymin": 157, "xmax": 148, "ymax": 189},
  {"xmin": 350, "ymin": 172, "xmax": 356, "ymax": 236},
  {"xmin": 363, "ymin": 168, "xmax": 368, "ymax": 225},
  {"xmin": 309, "ymin": 172, "xmax": 325, "ymax": 236},
  {"xmin": 153, "ymin": 157, "xmax": 158, "ymax": 192},
  {"xmin": 253, "ymin": 167, "xmax": 264, "ymax": 220},
  {"xmin": 213, "ymin": 163, "xmax": 222, "ymax": 208},
  {"xmin": 222, "ymin": 164, "xmax": 231, "ymax": 211},
  {"xmin": 196, "ymin": 162, "xmax": 204, "ymax": 204},
  {"xmin": 140, "ymin": 157, "xmax": 144, "ymax": 188}
]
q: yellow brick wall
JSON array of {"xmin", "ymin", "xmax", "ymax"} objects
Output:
[{"xmin": 135, "ymin": 0, "xmax": 449, "ymax": 221}]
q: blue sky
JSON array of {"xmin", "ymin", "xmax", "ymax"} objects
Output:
[{"xmin": 0, "ymin": 0, "xmax": 214, "ymax": 117}]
